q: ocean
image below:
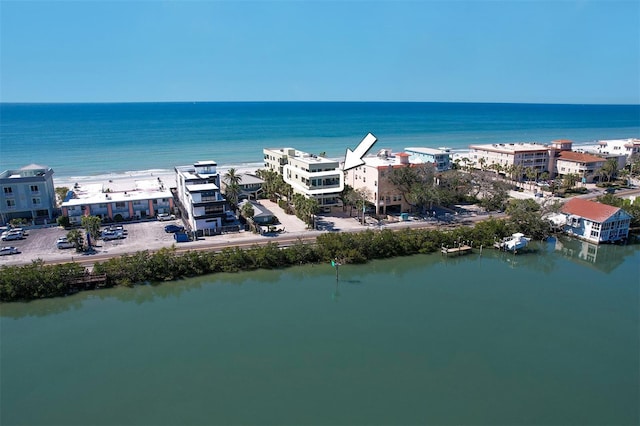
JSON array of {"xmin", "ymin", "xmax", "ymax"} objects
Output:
[{"xmin": 1, "ymin": 102, "xmax": 639, "ymax": 181}]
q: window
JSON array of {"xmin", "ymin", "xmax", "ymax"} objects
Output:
[
  {"xmin": 205, "ymin": 205, "xmax": 223, "ymax": 214},
  {"xmin": 3, "ymin": 187, "xmax": 12, "ymax": 194},
  {"xmin": 6, "ymin": 199, "xmax": 15, "ymax": 208},
  {"xmin": 115, "ymin": 202, "xmax": 126, "ymax": 208},
  {"xmin": 30, "ymin": 185, "xmax": 39, "ymax": 192},
  {"xmin": 32, "ymin": 198, "xmax": 41, "ymax": 205}
]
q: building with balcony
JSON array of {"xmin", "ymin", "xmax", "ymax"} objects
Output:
[
  {"xmin": 61, "ymin": 178, "xmax": 174, "ymax": 225},
  {"xmin": 0, "ymin": 164, "xmax": 56, "ymax": 224},
  {"xmin": 263, "ymin": 148, "xmax": 343, "ymax": 212},
  {"xmin": 345, "ymin": 149, "xmax": 426, "ymax": 215},
  {"xmin": 554, "ymin": 151, "xmax": 607, "ymax": 184},
  {"xmin": 404, "ymin": 147, "xmax": 452, "ymax": 172},
  {"xmin": 467, "ymin": 141, "xmax": 566, "ymax": 179},
  {"xmin": 174, "ymin": 160, "xmax": 230, "ymax": 232}
]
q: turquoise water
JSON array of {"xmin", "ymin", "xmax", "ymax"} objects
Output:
[
  {"xmin": 1, "ymin": 102, "xmax": 639, "ymax": 179},
  {"xmin": 2, "ymin": 239, "xmax": 638, "ymax": 425}
]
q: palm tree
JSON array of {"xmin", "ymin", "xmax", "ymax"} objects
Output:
[
  {"xmin": 223, "ymin": 168, "xmax": 243, "ymax": 210},
  {"xmin": 525, "ymin": 167, "xmax": 537, "ymax": 190},
  {"xmin": 598, "ymin": 158, "xmax": 619, "ymax": 183}
]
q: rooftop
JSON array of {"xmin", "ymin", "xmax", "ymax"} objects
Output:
[{"xmin": 561, "ymin": 198, "xmax": 624, "ymax": 223}]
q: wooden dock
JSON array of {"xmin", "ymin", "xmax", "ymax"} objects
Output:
[{"xmin": 441, "ymin": 245, "xmax": 472, "ymax": 256}]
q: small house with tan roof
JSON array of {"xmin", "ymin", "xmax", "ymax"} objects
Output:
[
  {"xmin": 554, "ymin": 151, "xmax": 606, "ymax": 184},
  {"xmin": 559, "ymin": 198, "xmax": 632, "ymax": 244}
]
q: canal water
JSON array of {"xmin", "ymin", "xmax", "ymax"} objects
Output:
[{"xmin": 1, "ymin": 238, "xmax": 638, "ymax": 425}]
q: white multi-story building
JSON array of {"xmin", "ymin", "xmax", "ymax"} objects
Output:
[
  {"xmin": 1, "ymin": 164, "xmax": 57, "ymax": 224},
  {"xmin": 404, "ymin": 147, "xmax": 452, "ymax": 172},
  {"xmin": 174, "ymin": 160, "xmax": 229, "ymax": 232},
  {"xmin": 263, "ymin": 148, "xmax": 343, "ymax": 212},
  {"xmin": 593, "ymin": 138, "xmax": 640, "ymax": 158}
]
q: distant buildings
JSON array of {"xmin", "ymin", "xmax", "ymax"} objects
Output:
[
  {"xmin": 466, "ymin": 139, "xmax": 629, "ymax": 183},
  {"xmin": 174, "ymin": 160, "xmax": 230, "ymax": 232},
  {"xmin": 263, "ymin": 148, "xmax": 342, "ymax": 212},
  {"xmin": 592, "ymin": 138, "xmax": 640, "ymax": 158},
  {"xmin": 404, "ymin": 147, "xmax": 452, "ymax": 172},
  {"xmin": 0, "ymin": 164, "xmax": 56, "ymax": 224}
]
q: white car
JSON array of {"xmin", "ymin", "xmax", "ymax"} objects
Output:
[
  {"xmin": 0, "ymin": 246, "xmax": 19, "ymax": 256},
  {"xmin": 1, "ymin": 231, "xmax": 24, "ymax": 241},
  {"xmin": 157, "ymin": 213, "xmax": 176, "ymax": 221},
  {"xmin": 56, "ymin": 237, "xmax": 75, "ymax": 249},
  {"xmin": 102, "ymin": 230, "xmax": 125, "ymax": 241}
]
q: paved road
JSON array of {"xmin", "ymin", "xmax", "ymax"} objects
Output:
[{"xmin": 1, "ymin": 197, "xmax": 506, "ymax": 269}]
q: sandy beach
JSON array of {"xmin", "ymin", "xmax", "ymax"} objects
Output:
[{"xmin": 53, "ymin": 165, "xmax": 262, "ymax": 192}]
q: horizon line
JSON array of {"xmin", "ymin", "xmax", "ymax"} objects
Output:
[{"xmin": 2, "ymin": 100, "xmax": 639, "ymax": 107}]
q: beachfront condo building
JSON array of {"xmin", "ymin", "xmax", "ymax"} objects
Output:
[
  {"xmin": 61, "ymin": 178, "xmax": 173, "ymax": 225},
  {"xmin": 0, "ymin": 164, "xmax": 57, "ymax": 225},
  {"xmin": 345, "ymin": 149, "xmax": 427, "ymax": 216},
  {"xmin": 554, "ymin": 151, "xmax": 606, "ymax": 184},
  {"xmin": 404, "ymin": 147, "xmax": 452, "ymax": 172},
  {"xmin": 263, "ymin": 148, "xmax": 342, "ymax": 212},
  {"xmin": 174, "ymin": 160, "xmax": 230, "ymax": 232},
  {"xmin": 467, "ymin": 141, "xmax": 559, "ymax": 179}
]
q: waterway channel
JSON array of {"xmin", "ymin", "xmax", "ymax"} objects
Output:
[{"xmin": 1, "ymin": 237, "xmax": 638, "ymax": 425}]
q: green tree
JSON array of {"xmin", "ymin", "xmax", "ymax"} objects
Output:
[
  {"xmin": 55, "ymin": 186, "xmax": 70, "ymax": 206},
  {"xmin": 81, "ymin": 215, "xmax": 102, "ymax": 247},
  {"xmin": 223, "ymin": 168, "xmax": 243, "ymax": 210},
  {"xmin": 598, "ymin": 158, "xmax": 619, "ymax": 183},
  {"xmin": 562, "ymin": 173, "xmax": 579, "ymax": 189},
  {"xmin": 66, "ymin": 229, "xmax": 84, "ymax": 252},
  {"xmin": 241, "ymin": 202, "xmax": 255, "ymax": 221},
  {"xmin": 56, "ymin": 215, "xmax": 71, "ymax": 228},
  {"xmin": 388, "ymin": 163, "xmax": 436, "ymax": 213},
  {"xmin": 505, "ymin": 199, "xmax": 550, "ymax": 239}
]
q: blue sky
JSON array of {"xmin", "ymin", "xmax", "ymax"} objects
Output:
[{"xmin": 1, "ymin": 1, "xmax": 638, "ymax": 104}]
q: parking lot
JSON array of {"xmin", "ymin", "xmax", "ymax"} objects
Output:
[{"xmin": 0, "ymin": 219, "xmax": 193, "ymax": 267}]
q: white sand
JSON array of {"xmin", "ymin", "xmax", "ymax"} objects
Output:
[{"xmin": 53, "ymin": 166, "xmax": 261, "ymax": 191}]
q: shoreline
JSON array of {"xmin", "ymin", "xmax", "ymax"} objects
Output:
[
  {"xmin": 51, "ymin": 141, "xmax": 604, "ymax": 190},
  {"xmin": 53, "ymin": 164, "xmax": 265, "ymax": 190}
]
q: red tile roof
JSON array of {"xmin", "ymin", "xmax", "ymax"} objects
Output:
[
  {"xmin": 557, "ymin": 151, "xmax": 604, "ymax": 163},
  {"xmin": 561, "ymin": 198, "xmax": 621, "ymax": 222}
]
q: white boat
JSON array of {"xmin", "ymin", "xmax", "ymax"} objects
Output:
[{"xmin": 497, "ymin": 233, "xmax": 530, "ymax": 252}]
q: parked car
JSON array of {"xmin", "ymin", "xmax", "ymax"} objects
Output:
[
  {"xmin": 0, "ymin": 246, "xmax": 20, "ymax": 256},
  {"xmin": 164, "ymin": 224, "xmax": 185, "ymax": 233},
  {"xmin": 102, "ymin": 230, "xmax": 125, "ymax": 241},
  {"xmin": 157, "ymin": 213, "xmax": 176, "ymax": 221},
  {"xmin": 56, "ymin": 237, "xmax": 75, "ymax": 249},
  {"xmin": 174, "ymin": 232, "xmax": 190, "ymax": 243},
  {"xmin": 105, "ymin": 225, "xmax": 127, "ymax": 234},
  {"xmin": 1, "ymin": 231, "xmax": 24, "ymax": 241}
]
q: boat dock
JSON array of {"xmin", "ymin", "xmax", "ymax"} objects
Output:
[{"xmin": 441, "ymin": 244, "xmax": 473, "ymax": 256}]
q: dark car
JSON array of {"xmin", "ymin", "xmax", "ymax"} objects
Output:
[{"xmin": 164, "ymin": 224, "xmax": 185, "ymax": 233}]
